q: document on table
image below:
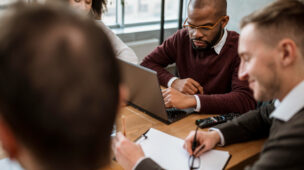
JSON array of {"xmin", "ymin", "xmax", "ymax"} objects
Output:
[
  {"xmin": 136, "ymin": 128, "xmax": 230, "ymax": 170},
  {"xmin": 0, "ymin": 158, "xmax": 23, "ymax": 170}
]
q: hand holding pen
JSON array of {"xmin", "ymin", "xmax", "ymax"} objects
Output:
[
  {"xmin": 191, "ymin": 127, "xmax": 205, "ymax": 157},
  {"xmin": 112, "ymin": 115, "xmax": 145, "ymax": 170},
  {"xmin": 183, "ymin": 128, "xmax": 221, "ymax": 157}
]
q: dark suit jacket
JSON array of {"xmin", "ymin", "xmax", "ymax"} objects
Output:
[
  {"xmin": 216, "ymin": 104, "xmax": 304, "ymax": 170},
  {"xmin": 136, "ymin": 104, "xmax": 304, "ymax": 170},
  {"xmin": 135, "ymin": 158, "xmax": 165, "ymax": 170}
]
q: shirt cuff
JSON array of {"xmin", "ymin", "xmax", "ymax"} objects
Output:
[
  {"xmin": 132, "ymin": 157, "xmax": 149, "ymax": 170},
  {"xmin": 209, "ymin": 128, "xmax": 225, "ymax": 146},
  {"xmin": 167, "ymin": 77, "xmax": 178, "ymax": 88},
  {"xmin": 194, "ymin": 95, "xmax": 201, "ymax": 112}
]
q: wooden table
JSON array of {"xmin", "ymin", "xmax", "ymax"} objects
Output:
[
  {"xmin": 0, "ymin": 106, "xmax": 265, "ymax": 170},
  {"xmin": 108, "ymin": 106, "xmax": 265, "ymax": 170}
]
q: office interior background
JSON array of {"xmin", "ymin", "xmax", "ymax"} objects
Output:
[{"xmin": 0, "ymin": 0, "xmax": 273, "ymax": 62}]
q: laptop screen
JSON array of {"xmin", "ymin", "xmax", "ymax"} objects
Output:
[{"xmin": 118, "ymin": 59, "xmax": 169, "ymax": 121}]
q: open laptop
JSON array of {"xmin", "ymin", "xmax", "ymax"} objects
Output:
[{"xmin": 118, "ymin": 59, "xmax": 195, "ymax": 124}]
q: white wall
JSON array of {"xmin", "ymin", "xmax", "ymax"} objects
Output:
[
  {"xmin": 126, "ymin": 39, "xmax": 159, "ymax": 63},
  {"xmin": 226, "ymin": 0, "xmax": 274, "ymax": 32}
]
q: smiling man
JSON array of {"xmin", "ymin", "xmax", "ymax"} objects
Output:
[
  {"xmin": 141, "ymin": 0, "xmax": 255, "ymax": 114},
  {"xmin": 182, "ymin": 0, "xmax": 304, "ymax": 169}
]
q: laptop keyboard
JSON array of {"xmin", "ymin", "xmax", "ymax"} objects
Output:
[{"xmin": 166, "ymin": 108, "xmax": 187, "ymax": 122}]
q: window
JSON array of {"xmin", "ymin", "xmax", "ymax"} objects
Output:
[
  {"xmin": 103, "ymin": 0, "xmax": 188, "ymax": 28},
  {"xmin": 0, "ymin": 0, "xmax": 29, "ymax": 16},
  {"xmin": 103, "ymin": 0, "xmax": 117, "ymax": 26},
  {"xmin": 125, "ymin": 0, "xmax": 161, "ymax": 24},
  {"xmin": 0, "ymin": 0, "xmax": 25, "ymax": 7}
]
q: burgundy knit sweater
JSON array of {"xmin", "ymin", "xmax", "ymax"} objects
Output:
[{"xmin": 141, "ymin": 29, "xmax": 256, "ymax": 114}]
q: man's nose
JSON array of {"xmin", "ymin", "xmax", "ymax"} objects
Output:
[
  {"xmin": 192, "ymin": 28, "xmax": 204, "ymax": 39},
  {"xmin": 238, "ymin": 60, "xmax": 249, "ymax": 81}
]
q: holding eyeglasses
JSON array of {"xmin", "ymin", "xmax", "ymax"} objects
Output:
[{"xmin": 183, "ymin": 128, "xmax": 221, "ymax": 161}]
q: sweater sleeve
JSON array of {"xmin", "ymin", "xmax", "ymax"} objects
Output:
[
  {"xmin": 140, "ymin": 32, "xmax": 179, "ymax": 87},
  {"xmin": 198, "ymin": 56, "xmax": 256, "ymax": 114}
]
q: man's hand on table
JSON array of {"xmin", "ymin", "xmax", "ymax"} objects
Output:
[
  {"xmin": 171, "ymin": 78, "xmax": 203, "ymax": 95},
  {"xmin": 162, "ymin": 88, "xmax": 197, "ymax": 109}
]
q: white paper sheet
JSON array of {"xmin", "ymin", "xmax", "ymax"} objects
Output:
[
  {"xmin": 137, "ymin": 128, "xmax": 230, "ymax": 170},
  {"xmin": 0, "ymin": 158, "xmax": 23, "ymax": 170}
]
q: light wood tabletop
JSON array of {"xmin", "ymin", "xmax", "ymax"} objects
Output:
[
  {"xmin": 0, "ymin": 105, "xmax": 265, "ymax": 170},
  {"xmin": 109, "ymin": 106, "xmax": 265, "ymax": 170}
]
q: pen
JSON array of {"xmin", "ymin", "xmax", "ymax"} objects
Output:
[
  {"xmin": 190, "ymin": 126, "xmax": 199, "ymax": 169},
  {"xmin": 122, "ymin": 115, "xmax": 126, "ymax": 136},
  {"xmin": 142, "ymin": 130, "xmax": 148, "ymax": 139},
  {"xmin": 194, "ymin": 144, "xmax": 205, "ymax": 156},
  {"xmin": 191, "ymin": 126, "xmax": 199, "ymax": 154}
]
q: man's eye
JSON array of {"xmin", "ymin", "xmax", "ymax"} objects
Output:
[
  {"xmin": 244, "ymin": 57, "xmax": 250, "ymax": 62},
  {"xmin": 201, "ymin": 27, "xmax": 211, "ymax": 31},
  {"xmin": 241, "ymin": 55, "xmax": 251, "ymax": 62}
]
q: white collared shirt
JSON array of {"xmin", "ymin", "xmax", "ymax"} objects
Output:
[
  {"xmin": 270, "ymin": 80, "xmax": 304, "ymax": 121},
  {"xmin": 167, "ymin": 29, "xmax": 228, "ymax": 112},
  {"xmin": 213, "ymin": 29, "xmax": 228, "ymax": 55}
]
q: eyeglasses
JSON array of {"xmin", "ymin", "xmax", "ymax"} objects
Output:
[
  {"xmin": 188, "ymin": 126, "xmax": 201, "ymax": 170},
  {"xmin": 188, "ymin": 155, "xmax": 200, "ymax": 170},
  {"xmin": 183, "ymin": 16, "xmax": 226, "ymax": 31}
]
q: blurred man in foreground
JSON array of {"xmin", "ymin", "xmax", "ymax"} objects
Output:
[{"xmin": 0, "ymin": 2, "xmax": 120, "ymax": 170}]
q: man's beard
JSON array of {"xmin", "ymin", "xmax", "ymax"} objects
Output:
[
  {"xmin": 191, "ymin": 27, "xmax": 223, "ymax": 51},
  {"xmin": 254, "ymin": 62, "xmax": 281, "ymax": 102}
]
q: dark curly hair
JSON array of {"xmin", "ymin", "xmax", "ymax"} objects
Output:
[
  {"xmin": 61, "ymin": 0, "xmax": 107, "ymax": 19},
  {"xmin": 91, "ymin": 0, "xmax": 107, "ymax": 19}
]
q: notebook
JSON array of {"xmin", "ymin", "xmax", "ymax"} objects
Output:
[{"xmin": 136, "ymin": 128, "xmax": 230, "ymax": 170}]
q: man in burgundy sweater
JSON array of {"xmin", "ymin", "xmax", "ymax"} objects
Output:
[{"xmin": 141, "ymin": 0, "xmax": 256, "ymax": 114}]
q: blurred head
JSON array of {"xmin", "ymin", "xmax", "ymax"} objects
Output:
[
  {"xmin": 0, "ymin": 2, "xmax": 119, "ymax": 170},
  {"xmin": 184, "ymin": 0, "xmax": 229, "ymax": 50},
  {"xmin": 69, "ymin": 0, "xmax": 92, "ymax": 15},
  {"xmin": 238, "ymin": 0, "xmax": 304, "ymax": 101},
  {"xmin": 68, "ymin": 0, "xmax": 107, "ymax": 19}
]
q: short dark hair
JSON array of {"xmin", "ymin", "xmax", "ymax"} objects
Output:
[
  {"xmin": 240, "ymin": 0, "xmax": 304, "ymax": 55},
  {"xmin": 188, "ymin": 0, "xmax": 227, "ymax": 17},
  {"xmin": 0, "ymin": 2, "xmax": 119, "ymax": 170}
]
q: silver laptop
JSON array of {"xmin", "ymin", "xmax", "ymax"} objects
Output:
[{"xmin": 118, "ymin": 59, "xmax": 194, "ymax": 124}]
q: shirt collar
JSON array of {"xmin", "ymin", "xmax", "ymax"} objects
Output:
[
  {"xmin": 213, "ymin": 29, "xmax": 228, "ymax": 55},
  {"xmin": 270, "ymin": 80, "xmax": 304, "ymax": 121},
  {"xmin": 274, "ymin": 99, "xmax": 280, "ymax": 108}
]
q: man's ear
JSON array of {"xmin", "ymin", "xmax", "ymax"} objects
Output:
[
  {"xmin": 277, "ymin": 39, "xmax": 297, "ymax": 67},
  {"xmin": 0, "ymin": 117, "xmax": 19, "ymax": 159},
  {"xmin": 221, "ymin": 16, "xmax": 229, "ymax": 29}
]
